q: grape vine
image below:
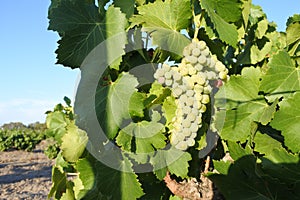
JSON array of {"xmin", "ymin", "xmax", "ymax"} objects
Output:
[{"xmin": 47, "ymin": 0, "xmax": 300, "ymax": 199}]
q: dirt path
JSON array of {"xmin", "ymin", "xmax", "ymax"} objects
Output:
[{"xmin": 0, "ymin": 141, "xmax": 54, "ymax": 200}]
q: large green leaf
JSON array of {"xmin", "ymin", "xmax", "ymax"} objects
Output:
[
  {"xmin": 46, "ymin": 111, "xmax": 68, "ymax": 143},
  {"xmin": 270, "ymin": 92, "xmax": 300, "ymax": 153},
  {"xmin": 200, "ymin": 0, "xmax": 238, "ymax": 47},
  {"xmin": 260, "ymin": 51, "xmax": 300, "ymax": 98},
  {"xmin": 130, "ymin": 0, "xmax": 191, "ymax": 56},
  {"xmin": 114, "ymin": 0, "xmax": 135, "ymax": 18},
  {"xmin": 150, "ymin": 148, "xmax": 191, "ymax": 180},
  {"xmin": 129, "ymin": 92, "xmax": 146, "ymax": 118},
  {"xmin": 96, "ymin": 72, "xmax": 139, "ymax": 139},
  {"xmin": 286, "ymin": 21, "xmax": 300, "ymax": 57},
  {"xmin": 286, "ymin": 14, "xmax": 300, "ymax": 27},
  {"xmin": 286, "ymin": 22, "xmax": 300, "ymax": 46},
  {"xmin": 48, "ymin": 1, "xmax": 127, "ymax": 69},
  {"xmin": 208, "ymin": 155, "xmax": 298, "ymax": 199},
  {"xmin": 116, "ymin": 120, "xmax": 166, "ymax": 154},
  {"xmin": 203, "ymin": 0, "xmax": 242, "ymax": 23},
  {"xmin": 214, "ymin": 67, "xmax": 277, "ymax": 142},
  {"xmin": 162, "ymin": 96, "xmax": 177, "ymax": 129},
  {"xmin": 261, "ymin": 148, "xmax": 300, "ymax": 185},
  {"xmin": 61, "ymin": 124, "xmax": 88, "ymax": 162},
  {"xmin": 48, "ymin": 167, "xmax": 67, "ymax": 199},
  {"xmin": 253, "ymin": 131, "xmax": 282, "ymax": 155},
  {"xmin": 76, "ymin": 155, "xmax": 144, "ymax": 200}
]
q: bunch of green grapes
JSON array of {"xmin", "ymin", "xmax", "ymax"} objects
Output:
[{"xmin": 154, "ymin": 39, "xmax": 228, "ymax": 150}]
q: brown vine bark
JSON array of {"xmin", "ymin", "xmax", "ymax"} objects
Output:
[{"xmin": 163, "ymin": 156, "xmax": 215, "ymax": 200}]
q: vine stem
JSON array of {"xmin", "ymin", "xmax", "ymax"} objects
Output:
[{"xmin": 192, "ymin": 7, "xmax": 204, "ymax": 40}]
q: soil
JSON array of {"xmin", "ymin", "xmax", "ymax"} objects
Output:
[{"xmin": 0, "ymin": 140, "xmax": 54, "ymax": 200}]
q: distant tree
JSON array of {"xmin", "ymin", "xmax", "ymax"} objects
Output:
[
  {"xmin": 1, "ymin": 122, "xmax": 27, "ymax": 130},
  {"xmin": 27, "ymin": 122, "xmax": 47, "ymax": 131}
]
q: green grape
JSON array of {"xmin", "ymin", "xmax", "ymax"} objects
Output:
[{"xmin": 153, "ymin": 39, "xmax": 229, "ymax": 150}]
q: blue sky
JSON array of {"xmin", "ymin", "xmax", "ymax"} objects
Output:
[{"xmin": 0, "ymin": 1, "xmax": 298, "ymax": 126}]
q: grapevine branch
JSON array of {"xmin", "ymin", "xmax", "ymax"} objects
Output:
[{"xmin": 163, "ymin": 160, "xmax": 214, "ymax": 200}]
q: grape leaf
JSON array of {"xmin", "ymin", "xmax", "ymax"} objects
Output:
[
  {"xmin": 73, "ymin": 177, "xmax": 85, "ymax": 200},
  {"xmin": 208, "ymin": 155, "xmax": 298, "ymax": 199},
  {"xmin": 61, "ymin": 124, "xmax": 88, "ymax": 162},
  {"xmin": 227, "ymin": 140, "xmax": 252, "ymax": 161},
  {"xmin": 286, "ymin": 21, "xmax": 300, "ymax": 57},
  {"xmin": 241, "ymin": 0, "xmax": 251, "ymax": 28},
  {"xmin": 214, "ymin": 67, "xmax": 277, "ymax": 142},
  {"xmin": 162, "ymin": 96, "xmax": 176, "ymax": 129},
  {"xmin": 253, "ymin": 131, "xmax": 282, "ymax": 155},
  {"xmin": 151, "ymin": 148, "xmax": 191, "ymax": 180},
  {"xmin": 260, "ymin": 51, "xmax": 300, "ymax": 98},
  {"xmin": 76, "ymin": 154, "xmax": 144, "ymax": 200},
  {"xmin": 169, "ymin": 195, "xmax": 181, "ymax": 200},
  {"xmin": 130, "ymin": 0, "xmax": 191, "ymax": 56},
  {"xmin": 213, "ymin": 160, "xmax": 231, "ymax": 175},
  {"xmin": 237, "ymin": 36, "xmax": 272, "ymax": 65},
  {"xmin": 286, "ymin": 14, "xmax": 300, "ymax": 27},
  {"xmin": 203, "ymin": 0, "xmax": 242, "ymax": 23},
  {"xmin": 255, "ymin": 19, "xmax": 268, "ymax": 39},
  {"xmin": 287, "ymin": 22, "xmax": 300, "ymax": 46},
  {"xmin": 96, "ymin": 72, "xmax": 139, "ymax": 139},
  {"xmin": 114, "ymin": 0, "xmax": 135, "ymax": 18},
  {"xmin": 249, "ymin": 5, "xmax": 266, "ymax": 25},
  {"xmin": 46, "ymin": 111, "xmax": 68, "ymax": 143},
  {"xmin": 200, "ymin": 0, "xmax": 238, "ymax": 47},
  {"xmin": 270, "ymin": 92, "xmax": 300, "ymax": 153},
  {"xmin": 48, "ymin": 167, "xmax": 67, "ymax": 199},
  {"xmin": 129, "ymin": 92, "xmax": 146, "ymax": 118},
  {"xmin": 261, "ymin": 148, "xmax": 300, "ymax": 184},
  {"xmin": 60, "ymin": 181, "xmax": 75, "ymax": 200},
  {"xmin": 48, "ymin": 1, "xmax": 127, "ymax": 69},
  {"xmin": 116, "ymin": 120, "xmax": 166, "ymax": 154}
]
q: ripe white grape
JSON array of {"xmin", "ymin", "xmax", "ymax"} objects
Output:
[
  {"xmin": 186, "ymin": 97, "xmax": 195, "ymax": 106},
  {"xmin": 173, "ymin": 71, "xmax": 182, "ymax": 81},
  {"xmin": 153, "ymin": 39, "xmax": 229, "ymax": 150},
  {"xmin": 219, "ymin": 71, "xmax": 228, "ymax": 80},
  {"xmin": 198, "ymin": 55, "xmax": 207, "ymax": 65},
  {"xmin": 194, "ymin": 63, "xmax": 203, "ymax": 71},
  {"xmin": 194, "ymin": 84, "xmax": 204, "ymax": 93},
  {"xmin": 173, "ymin": 87, "xmax": 183, "ymax": 97},
  {"xmin": 186, "ymin": 137, "xmax": 196, "ymax": 147},
  {"xmin": 215, "ymin": 61, "xmax": 226, "ymax": 72},
  {"xmin": 186, "ymin": 113, "xmax": 196, "ymax": 122},
  {"xmin": 186, "ymin": 89, "xmax": 194, "ymax": 97},
  {"xmin": 164, "ymin": 71, "xmax": 172, "ymax": 79},
  {"xmin": 197, "ymin": 40, "xmax": 206, "ymax": 50},
  {"xmin": 157, "ymin": 77, "xmax": 165, "ymax": 84},
  {"xmin": 202, "ymin": 48, "xmax": 210, "ymax": 57},
  {"xmin": 201, "ymin": 94, "xmax": 210, "ymax": 104},
  {"xmin": 188, "ymin": 67, "xmax": 197, "ymax": 75},
  {"xmin": 182, "ymin": 119, "xmax": 192, "ymax": 128},
  {"xmin": 182, "ymin": 128, "xmax": 191, "ymax": 136},
  {"xmin": 165, "ymin": 79, "xmax": 173, "ymax": 86},
  {"xmin": 199, "ymin": 104, "xmax": 207, "ymax": 113},
  {"xmin": 190, "ymin": 122, "xmax": 199, "ymax": 132},
  {"xmin": 203, "ymin": 85, "xmax": 212, "ymax": 94},
  {"xmin": 162, "ymin": 63, "xmax": 171, "ymax": 71},
  {"xmin": 192, "ymin": 48, "xmax": 201, "ymax": 57},
  {"xmin": 186, "ymin": 55, "xmax": 198, "ymax": 64},
  {"xmin": 191, "ymin": 132, "xmax": 197, "ymax": 138},
  {"xmin": 175, "ymin": 141, "xmax": 188, "ymax": 151}
]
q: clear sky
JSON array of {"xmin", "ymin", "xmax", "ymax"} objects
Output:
[{"xmin": 0, "ymin": 1, "xmax": 298, "ymax": 126}]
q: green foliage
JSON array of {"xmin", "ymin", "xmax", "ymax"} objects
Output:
[
  {"xmin": 0, "ymin": 128, "xmax": 46, "ymax": 151},
  {"xmin": 48, "ymin": 0, "xmax": 300, "ymax": 199}
]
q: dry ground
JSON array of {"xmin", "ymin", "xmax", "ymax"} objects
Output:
[{"xmin": 0, "ymin": 141, "xmax": 54, "ymax": 200}]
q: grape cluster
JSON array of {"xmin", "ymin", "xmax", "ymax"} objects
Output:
[{"xmin": 154, "ymin": 39, "xmax": 228, "ymax": 150}]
